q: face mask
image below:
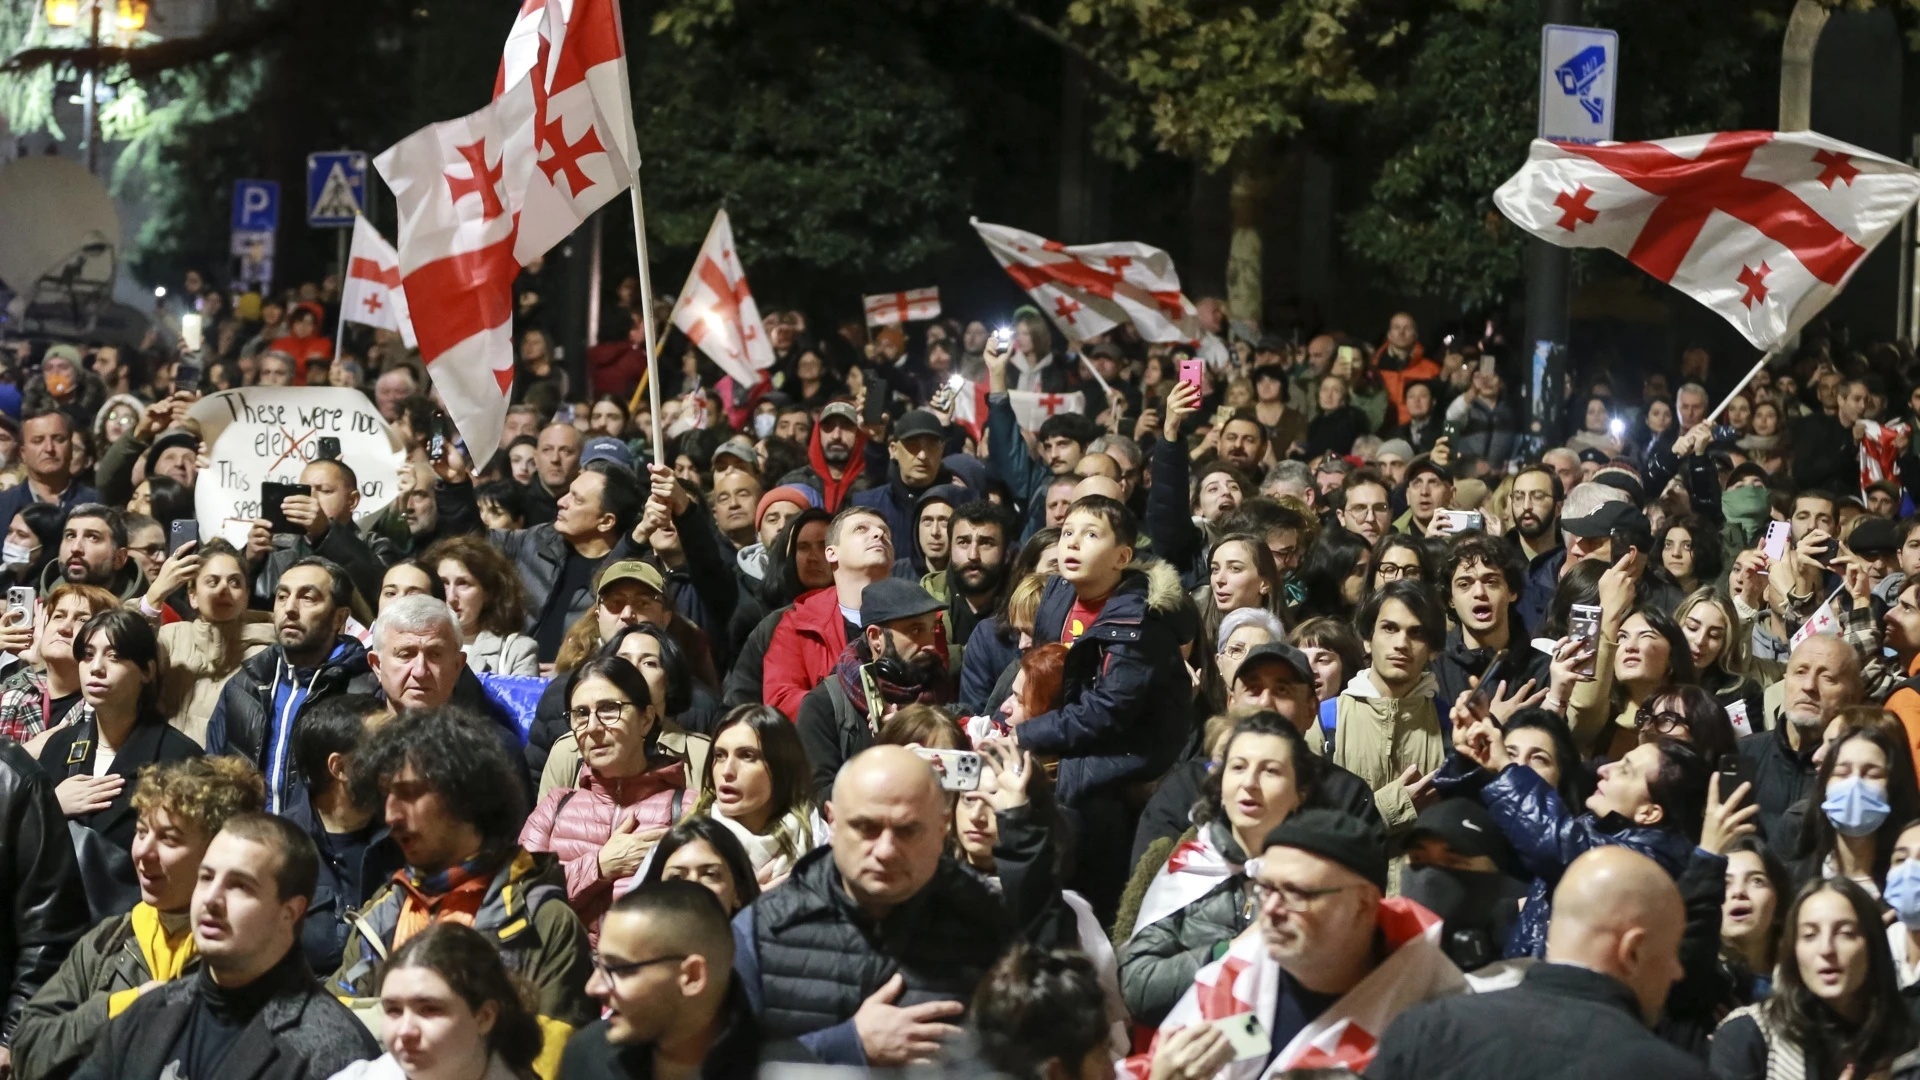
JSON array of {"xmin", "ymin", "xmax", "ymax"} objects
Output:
[
  {"xmin": 1721, "ymin": 485, "xmax": 1769, "ymax": 524},
  {"xmin": 1399, "ymin": 865, "xmax": 1513, "ymax": 972},
  {"xmin": 1821, "ymin": 775, "xmax": 1891, "ymax": 837},
  {"xmin": 1, "ymin": 542, "xmax": 34, "ymax": 568},
  {"xmin": 44, "ymin": 369, "xmax": 74, "ymax": 398},
  {"xmin": 1887, "ymin": 862, "xmax": 1920, "ymax": 929},
  {"xmin": 753, "ymin": 413, "xmax": 777, "ymax": 439}
]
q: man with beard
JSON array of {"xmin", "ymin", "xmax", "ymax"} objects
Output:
[
  {"xmin": 206, "ymin": 558, "xmax": 375, "ymax": 813},
  {"xmin": 1335, "ymin": 471, "xmax": 1393, "ymax": 547},
  {"xmin": 794, "ymin": 402, "xmax": 870, "ymax": 513},
  {"xmin": 1216, "ymin": 410, "xmax": 1271, "ymax": 485},
  {"xmin": 39, "ymin": 504, "xmax": 144, "ymax": 601},
  {"xmin": 1509, "ymin": 464, "xmax": 1566, "ymax": 634},
  {"xmin": 795, "ymin": 579, "xmax": 952, "ymax": 800},
  {"xmin": 924, "ymin": 501, "xmax": 1010, "ymax": 676}
]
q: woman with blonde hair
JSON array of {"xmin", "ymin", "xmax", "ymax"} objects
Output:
[{"xmin": 1676, "ymin": 587, "xmax": 1764, "ymax": 729}]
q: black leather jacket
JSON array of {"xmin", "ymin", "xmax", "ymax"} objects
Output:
[{"xmin": 0, "ymin": 737, "xmax": 89, "ymax": 1044}]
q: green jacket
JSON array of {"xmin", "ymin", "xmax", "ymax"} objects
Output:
[{"xmin": 13, "ymin": 910, "xmax": 181, "ymax": 1080}]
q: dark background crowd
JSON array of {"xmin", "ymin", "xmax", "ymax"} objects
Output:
[{"xmin": 3, "ymin": 268, "xmax": 1920, "ymax": 1080}]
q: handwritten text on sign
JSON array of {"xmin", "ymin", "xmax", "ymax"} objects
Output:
[{"xmin": 188, "ymin": 387, "xmax": 405, "ymax": 531}]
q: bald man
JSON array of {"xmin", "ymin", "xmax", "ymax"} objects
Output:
[
  {"xmin": 1071, "ymin": 474, "xmax": 1124, "ymax": 503},
  {"xmin": 729, "ymin": 746, "xmax": 1033, "ymax": 1066},
  {"xmin": 1368, "ymin": 848, "xmax": 1708, "ymax": 1080}
]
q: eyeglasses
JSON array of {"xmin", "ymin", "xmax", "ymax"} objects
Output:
[
  {"xmin": 592, "ymin": 952, "xmax": 687, "ymax": 979},
  {"xmin": 1375, "ymin": 562, "xmax": 1419, "ymax": 581},
  {"xmin": 1636, "ymin": 710, "xmax": 1689, "ymax": 735},
  {"xmin": 568, "ymin": 701, "xmax": 633, "ymax": 730},
  {"xmin": 1250, "ymin": 879, "xmax": 1365, "ymax": 913}
]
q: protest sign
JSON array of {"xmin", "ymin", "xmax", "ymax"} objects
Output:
[{"xmin": 187, "ymin": 387, "xmax": 406, "ymax": 534}]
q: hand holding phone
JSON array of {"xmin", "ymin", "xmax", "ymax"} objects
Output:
[{"xmin": 1178, "ymin": 358, "xmax": 1204, "ymax": 391}]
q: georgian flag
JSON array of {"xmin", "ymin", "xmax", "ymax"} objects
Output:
[
  {"xmin": 1117, "ymin": 899, "xmax": 1465, "ymax": 1080},
  {"xmin": 948, "ymin": 377, "xmax": 1085, "ymax": 441},
  {"xmin": 1126, "ymin": 828, "xmax": 1240, "ymax": 943},
  {"xmin": 670, "ymin": 209, "xmax": 776, "ymax": 387},
  {"xmin": 340, "ymin": 217, "xmax": 417, "ymax": 349},
  {"xmin": 1790, "ymin": 584, "xmax": 1849, "ymax": 652},
  {"xmin": 864, "ymin": 287, "xmax": 941, "ymax": 327},
  {"xmin": 1859, "ymin": 418, "xmax": 1907, "ymax": 490},
  {"xmin": 376, "ymin": 0, "xmax": 639, "ymax": 469},
  {"xmin": 972, "ymin": 218, "xmax": 1202, "ymax": 344},
  {"xmin": 1493, "ymin": 131, "xmax": 1920, "ymax": 352}
]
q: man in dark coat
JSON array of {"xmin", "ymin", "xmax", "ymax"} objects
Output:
[
  {"xmin": 1368, "ymin": 847, "xmax": 1709, "ymax": 1080},
  {"xmin": 731, "ymin": 746, "xmax": 1051, "ymax": 1066},
  {"xmin": 73, "ymin": 814, "xmax": 379, "ymax": 1080},
  {"xmin": 853, "ymin": 410, "xmax": 956, "ymax": 575},
  {"xmin": 0, "ymin": 736, "xmax": 88, "ymax": 1073}
]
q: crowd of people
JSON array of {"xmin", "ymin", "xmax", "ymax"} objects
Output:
[{"xmin": 4, "ymin": 272, "xmax": 1920, "ymax": 1080}]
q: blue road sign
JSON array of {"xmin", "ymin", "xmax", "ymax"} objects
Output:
[
  {"xmin": 306, "ymin": 151, "xmax": 367, "ymax": 227},
  {"xmin": 1539, "ymin": 25, "xmax": 1618, "ymax": 144},
  {"xmin": 231, "ymin": 180, "xmax": 280, "ymax": 232}
]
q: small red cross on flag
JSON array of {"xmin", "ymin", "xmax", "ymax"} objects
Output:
[
  {"xmin": 338, "ymin": 217, "xmax": 417, "ymax": 349},
  {"xmin": 670, "ymin": 209, "xmax": 775, "ymax": 387},
  {"xmin": 973, "ymin": 218, "xmax": 1202, "ymax": 344},
  {"xmin": 1494, "ymin": 130, "xmax": 1920, "ymax": 351}
]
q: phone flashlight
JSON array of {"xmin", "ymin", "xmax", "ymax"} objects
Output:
[
  {"xmin": 153, "ymin": 286, "xmax": 167, "ymax": 299},
  {"xmin": 946, "ymin": 374, "xmax": 964, "ymax": 391},
  {"xmin": 1608, "ymin": 418, "xmax": 1625, "ymax": 437}
]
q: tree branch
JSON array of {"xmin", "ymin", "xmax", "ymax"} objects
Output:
[
  {"xmin": 1, "ymin": 3, "xmax": 296, "ymax": 78},
  {"xmin": 990, "ymin": 3, "xmax": 1136, "ymax": 97}
]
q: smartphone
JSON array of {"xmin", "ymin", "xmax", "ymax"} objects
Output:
[
  {"xmin": 1569, "ymin": 603, "xmax": 1602, "ymax": 678},
  {"xmin": 1711, "ymin": 423, "xmax": 1738, "ymax": 443},
  {"xmin": 911, "ymin": 748, "xmax": 982, "ymax": 792},
  {"xmin": 1205, "ymin": 1012, "xmax": 1272, "ymax": 1062},
  {"xmin": 931, "ymin": 374, "xmax": 963, "ymax": 413},
  {"xmin": 173, "ymin": 357, "xmax": 201, "ymax": 392},
  {"xmin": 317, "ymin": 436, "xmax": 342, "ymax": 461},
  {"xmin": 1468, "ymin": 650, "xmax": 1514, "ymax": 714},
  {"xmin": 864, "ymin": 376, "xmax": 891, "ymax": 427},
  {"xmin": 1432, "ymin": 509, "xmax": 1484, "ymax": 536},
  {"xmin": 991, "ymin": 326, "xmax": 1013, "ymax": 352},
  {"xmin": 168, "ymin": 519, "xmax": 199, "ymax": 555},
  {"xmin": 428, "ymin": 413, "xmax": 450, "ymax": 464},
  {"xmin": 554, "ymin": 403, "xmax": 576, "ymax": 425},
  {"xmin": 181, "ymin": 313, "xmax": 204, "ymax": 354},
  {"xmin": 1718, "ymin": 752, "xmax": 1757, "ymax": 793},
  {"xmin": 1178, "ymin": 358, "xmax": 1204, "ymax": 391},
  {"xmin": 261, "ymin": 482, "xmax": 311, "ymax": 535},
  {"xmin": 1762, "ymin": 520, "xmax": 1791, "ymax": 562},
  {"xmin": 6, "ymin": 586, "xmax": 32, "ymax": 628}
]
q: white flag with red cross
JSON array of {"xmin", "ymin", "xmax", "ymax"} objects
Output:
[
  {"xmin": 949, "ymin": 377, "xmax": 1085, "ymax": 441},
  {"xmin": 340, "ymin": 216, "xmax": 417, "ymax": 349},
  {"xmin": 972, "ymin": 218, "xmax": 1201, "ymax": 344},
  {"xmin": 376, "ymin": 0, "xmax": 638, "ymax": 469},
  {"xmin": 1494, "ymin": 131, "xmax": 1920, "ymax": 352},
  {"xmin": 863, "ymin": 287, "xmax": 941, "ymax": 327},
  {"xmin": 670, "ymin": 209, "xmax": 775, "ymax": 387},
  {"xmin": 1790, "ymin": 584, "xmax": 1848, "ymax": 652}
]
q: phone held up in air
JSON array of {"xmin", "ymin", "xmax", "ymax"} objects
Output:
[
  {"xmin": 912, "ymin": 748, "xmax": 982, "ymax": 793},
  {"xmin": 317, "ymin": 436, "xmax": 342, "ymax": 461},
  {"xmin": 1569, "ymin": 603, "xmax": 1602, "ymax": 678},
  {"xmin": 168, "ymin": 519, "xmax": 199, "ymax": 555},
  {"xmin": 261, "ymin": 481, "xmax": 312, "ymax": 535},
  {"xmin": 1178, "ymin": 358, "xmax": 1204, "ymax": 392},
  {"xmin": 6, "ymin": 586, "xmax": 33, "ymax": 629}
]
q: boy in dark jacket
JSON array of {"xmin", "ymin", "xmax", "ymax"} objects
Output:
[{"xmin": 1016, "ymin": 495, "xmax": 1191, "ymax": 917}]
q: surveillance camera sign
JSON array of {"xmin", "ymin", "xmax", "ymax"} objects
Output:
[{"xmin": 1539, "ymin": 25, "xmax": 1618, "ymax": 144}]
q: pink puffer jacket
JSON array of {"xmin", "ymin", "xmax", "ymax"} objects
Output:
[{"xmin": 518, "ymin": 760, "xmax": 687, "ymax": 941}]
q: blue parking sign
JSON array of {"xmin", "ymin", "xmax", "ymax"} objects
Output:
[
  {"xmin": 231, "ymin": 180, "xmax": 280, "ymax": 232},
  {"xmin": 307, "ymin": 152, "xmax": 367, "ymax": 227}
]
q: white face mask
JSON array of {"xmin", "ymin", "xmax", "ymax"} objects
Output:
[
  {"xmin": 752, "ymin": 413, "xmax": 778, "ymax": 439},
  {"xmin": 2, "ymin": 541, "xmax": 35, "ymax": 568}
]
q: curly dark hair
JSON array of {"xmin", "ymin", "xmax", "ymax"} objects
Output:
[
  {"xmin": 971, "ymin": 945, "xmax": 1111, "ymax": 1080},
  {"xmin": 421, "ymin": 534, "xmax": 532, "ymax": 637},
  {"xmin": 348, "ymin": 706, "xmax": 528, "ymax": 854}
]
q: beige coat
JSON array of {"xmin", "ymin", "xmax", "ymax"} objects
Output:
[
  {"xmin": 1329, "ymin": 668, "xmax": 1446, "ymax": 837},
  {"xmin": 155, "ymin": 615, "xmax": 277, "ymax": 746}
]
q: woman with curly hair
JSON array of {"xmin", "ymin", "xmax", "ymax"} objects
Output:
[
  {"xmin": 13, "ymin": 756, "xmax": 265, "ymax": 1080},
  {"xmin": 422, "ymin": 536, "xmax": 538, "ymax": 676}
]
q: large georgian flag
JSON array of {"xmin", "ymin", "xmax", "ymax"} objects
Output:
[
  {"xmin": 973, "ymin": 218, "xmax": 1202, "ymax": 344},
  {"xmin": 1493, "ymin": 131, "xmax": 1920, "ymax": 351},
  {"xmin": 376, "ymin": 0, "xmax": 640, "ymax": 468}
]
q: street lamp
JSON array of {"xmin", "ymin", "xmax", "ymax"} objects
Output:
[
  {"xmin": 116, "ymin": 0, "xmax": 146, "ymax": 32},
  {"xmin": 43, "ymin": 0, "xmax": 78, "ymax": 26}
]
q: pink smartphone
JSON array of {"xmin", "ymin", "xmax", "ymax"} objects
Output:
[{"xmin": 1178, "ymin": 358, "xmax": 1204, "ymax": 390}]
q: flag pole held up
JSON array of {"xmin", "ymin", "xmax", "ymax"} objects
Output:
[
  {"xmin": 630, "ymin": 185, "xmax": 664, "ymax": 461},
  {"xmin": 1706, "ymin": 350, "xmax": 1778, "ymax": 424}
]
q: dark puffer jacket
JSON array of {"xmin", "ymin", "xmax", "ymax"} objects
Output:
[
  {"xmin": 731, "ymin": 846, "xmax": 1013, "ymax": 1064},
  {"xmin": 202, "ymin": 639, "xmax": 377, "ymax": 769},
  {"xmin": 1117, "ymin": 820, "xmax": 1252, "ymax": 1027},
  {"xmin": 0, "ymin": 738, "xmax": 88, "ymax": 1046},
  {"xmin": 1016, "ymin": 561, "xmax": 1192, "ymax": 805},
  {"xmin": 1433, "ymin": 754, "xmax": 1694, "ymax": 959}
]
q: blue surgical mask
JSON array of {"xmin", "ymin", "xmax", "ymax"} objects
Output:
[
  {"xmin": 1886, "ymin": 861, "xmax": 1920, "ymax": 929},
  {"xmin": 1821, "ymin": 775, "xmax": 1892, "ymax": 837}
]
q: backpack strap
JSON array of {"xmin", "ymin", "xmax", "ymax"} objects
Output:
[{"xmin": 1317, "ymin": 698, "xmax": 1338, "ymax": 756}]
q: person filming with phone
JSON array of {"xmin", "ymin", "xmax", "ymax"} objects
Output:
[{"xmin": 248, "ymin": 456, "xmax": 387, "ymax": 619}]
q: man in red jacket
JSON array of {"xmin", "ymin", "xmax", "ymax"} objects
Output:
[{"xmin": 763, "ymin": 506, "xmax": 893, "ymax": 719}]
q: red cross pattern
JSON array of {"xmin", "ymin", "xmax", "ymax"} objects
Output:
[
  {"xmin": 362, "ymin": 294, "xmax": 383, "ymax": 315},
  {"xmin": 1053, "ymin": 296, "xmax": 1083, "ymax": 324},
  {"xmin": 537, "ymin": 114, "xmax": 605, "ymax": 197},
  {"xmin": 1563, "ymin": 132, "xmax": 1868, "ymax": 287},
  {"xmin": 1813, "ymin": 148, "xmax": 1860, "ymax": 189},
  {"xmin": 1105, "ymin": 254, "xmax": 1134, "ymax": 275},
  {"xmin": 1737, "ymin": 262, "xmax": 1771, "ymax": 308},
  {"xmin": 445, "ymin": 138, "xmax": 506, "ymax": 222},
  {"xmin": 1036, "ymin": 393, "xmax": 1067, "ymax": 416},
  {"xmin": 1553, "ymin": 185, "xmax": 1600, "ymax": 231}
]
